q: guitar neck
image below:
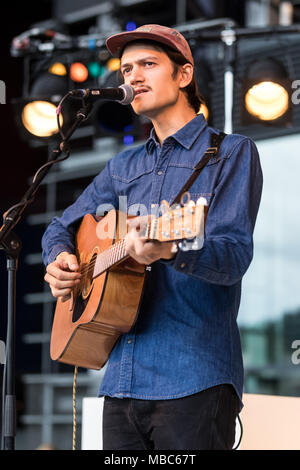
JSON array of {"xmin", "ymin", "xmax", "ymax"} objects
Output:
[
  {"xmin": 92, "ymin": 200, "xmax": 206, "ymax": 278},
  {"xmin": 93, "ymin": 239, "xmax": 128, "ymax": 279}
]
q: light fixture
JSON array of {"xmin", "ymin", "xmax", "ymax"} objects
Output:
[
  {"xmin": 242, "ymin": 58, "xmax": 291, "ymax": 124},
  {"xmin": 87, "ymin": 61, "xmax": 105, "ymax": 78},
  {"xmin": 22, "ymin": 100, "xmax": 63, "ymax": 137},
  {"xmin": 106, "ymin": 58, "xmax": 121, "ymax": 72},
  {"xmin": 245, "ymin": 81, "xmax": 289, "ymax": 121},
  {"xmin": 126, "ymin": 21, "xmax": 137, "ymax": 31},
  {"xmin": 70, "ymin": 62, "xmax": 89, "ymax": 83},
  {"xmin": 49, "ymin": 62, "xmax": 67, "ymax": 76},
  {"xmin": 13, "ymin": 69, "xmax": 69, "ymax": 142}
]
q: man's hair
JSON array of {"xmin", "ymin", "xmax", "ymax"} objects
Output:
[{"xmin": 119, "ymin": 39, "xmax": 204, "ymax": 114}]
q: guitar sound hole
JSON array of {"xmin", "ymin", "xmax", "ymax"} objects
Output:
[
  {"xmin": 71, "ymin": 252, "xmax": 97, "ymax": 322},
  {"xmin": 72, "ymin": 294, "xmax": 88, "ymax": 323}
]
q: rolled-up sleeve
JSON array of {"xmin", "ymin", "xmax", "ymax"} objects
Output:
[
  {"xmin": 169, "ymin": 138, "xmax": 263, "ymax": 285},
  {"xmin": 42, "ymin": 160, "xmax": 118, "ymax": 266}
]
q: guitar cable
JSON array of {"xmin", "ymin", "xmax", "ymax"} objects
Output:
[
  {"xmin": 72, "ymin": 366, "xmax": 78, "ymax": 451},
  {"xmin": 233, "ymin": 414, "xmax": 243, "ymax": 450}
]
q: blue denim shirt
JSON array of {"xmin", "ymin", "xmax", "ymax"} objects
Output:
[{"xmin": 42, "ymin": 114, "xmax": 263, "ymax": 409}]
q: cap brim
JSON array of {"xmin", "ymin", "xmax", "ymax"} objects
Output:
[{"xmin": 106, "ymin": 31, "xmax": 185, "ymax": 59}]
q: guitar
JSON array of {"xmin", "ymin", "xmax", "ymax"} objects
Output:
[{"xmin": 50, "ymin": 197, "xmax": 207, "ymax": 369}]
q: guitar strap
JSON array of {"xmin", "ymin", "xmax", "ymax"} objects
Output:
[{"xmin": 170, "ymin": 132, "xmax": 226, "ymax": 206}]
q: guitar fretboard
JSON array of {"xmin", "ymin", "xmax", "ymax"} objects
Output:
[{"xmin": 92, "ymin": 239, "xmax": 128, "ymax": 278}]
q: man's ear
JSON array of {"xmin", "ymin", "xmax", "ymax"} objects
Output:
[{"xmin": 179, "ymin": 63, "xmax": 194, "ymax": 89}]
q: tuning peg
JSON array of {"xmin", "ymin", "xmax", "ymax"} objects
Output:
[
  {"xmin": 160, "ymin": 200, "xmax": 170, "ymax": 214},
  {"xmin": 178, "ymin": 236, "xmax": 204, "ymax": 251},
  {"xmin": 196, "ymin": 197, "xmax": 208, "ymax": 205},
  {"xmin": 171, "ymin": 242, "xmax": 178, "ymax": 253},
  {"xmin": 180, "ymin": 191, "xmax": 191, "ymax": 206}
]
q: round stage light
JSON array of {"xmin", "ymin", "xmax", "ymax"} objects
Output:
[
  {"xmin": 107, "ymin": 58, "xmax": 120, "ymax": 72},
  {"xmin": 88, "ymin": 61, "xmax": 105, "ymax": 78},
  {"xmin": 245, "ymin": 81, "xmax": 289, "ymax": 121},
  {"xmin": 243, "ymin": 58, "xmax": 290, "ymax": 123},
  {"xmin": 126, "ymin": 21, "xmax": 137, "ymax": 31},
  {"xmin": 21, "ymin": 101, "xmax": 63, "ymax": 137},
  {"xmin": 49, "ymin": 62, "xmax": 67, "ymax": 76},
  {"xmin": 70, "ymin": 62, "xmax": 89, "ymax": 82}
]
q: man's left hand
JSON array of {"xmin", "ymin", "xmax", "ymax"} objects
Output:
[{"xmin": 125, "ymin": 215, "xmax": 176, "ymax": 265}]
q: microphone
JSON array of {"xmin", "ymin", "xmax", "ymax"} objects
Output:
[{"xmin": 69, "ymin": 84, "xmax": 135, "ymax": 105}]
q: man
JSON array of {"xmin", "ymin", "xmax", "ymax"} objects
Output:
[{"xmin": 42, "ymin": 24, "xmax": 263, "ymax": 450}]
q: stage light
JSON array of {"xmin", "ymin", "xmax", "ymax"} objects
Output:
[
  {"xmin": 123, "ymin": 134, "xmax": 134, "ymax": 145},
  {"xmin": 107, "ymin": 58, "xmax": 121, "ymax": 72},
  {"xmin": 21, "ymin": 101, "xmax": 63, "ymax": 137},
  {"xmin": 13, "ymin": 70, "xmax": 69, "ymax": 142},
  {"xmin": 49, "ymin": 62, "xmax": 67, "ymax": 76},
  {"xmin": 242, "ymin": 58, "xmax": 291, "ymax": 124},
  {"xmin": 126, "ymin": 21, "xmax": 137, "ymax": 31},
  {"xmin": 245, "ymin": 81, "xmax": 289, "ymax": 121},
  {"xmin": 70, "ymin": 62, "xmax": 89, "ymax": 82},
  {"xmin": 88, "ymin": 61, "xmax": 105, "ymax": 78}
]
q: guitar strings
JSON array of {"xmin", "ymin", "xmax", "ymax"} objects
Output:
[
  {"xmin": 79, "ymin": 240, "xmax": 126, "ymax": 275},
  {"xmin": 76, "ymin": 215, "xmax": 156, "ymax": 277},
  {"xmin": 78, "ymin": 239, "xmax": 126, "ymax": 277}
]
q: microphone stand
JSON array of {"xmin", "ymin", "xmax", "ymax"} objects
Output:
[{"xmin": 0, "ymin": 101, "xmax": 92, "ymax": 450}]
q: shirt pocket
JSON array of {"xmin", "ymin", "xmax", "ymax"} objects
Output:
[
  {"xmin": 110, "ymin": 158, "xmax": 156, "ymax": 209},
  {"xmin": 110, "ymin": 159, "xmax": 155, "ymax": 184}
]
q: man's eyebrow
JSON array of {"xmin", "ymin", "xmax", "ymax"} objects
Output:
[{"xmin": 120, "ymin": 55, "xmax": 160, "ymax": 69}]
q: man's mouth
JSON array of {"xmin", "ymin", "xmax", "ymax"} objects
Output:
[{"xmin": 134, "ymin": 88, "xmax": 150, "ymax": 97}]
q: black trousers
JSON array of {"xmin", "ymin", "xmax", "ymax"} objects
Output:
[{"xmin": 102, "ymin": 384, "xmax": 240, "ymax": 450}]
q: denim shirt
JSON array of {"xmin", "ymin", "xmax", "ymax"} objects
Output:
[{"xmin": 42, "ymin": 114, "xmax": 263, "ymax": 409}]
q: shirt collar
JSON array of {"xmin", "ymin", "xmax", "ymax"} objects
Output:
[{"xmin": 145, "ymin": 113, "xmax": 207, "ymax": 154}]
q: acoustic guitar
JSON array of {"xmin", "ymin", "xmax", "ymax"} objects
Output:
[{"xmin": 50, "ymin": 197, "xmax": 207, "ymax": 370}]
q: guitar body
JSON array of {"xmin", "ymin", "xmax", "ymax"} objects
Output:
[{"xmin": 50, "ymin": 210, "xmax": 146, "ymax": 370}]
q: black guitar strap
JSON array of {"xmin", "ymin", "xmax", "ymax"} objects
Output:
[{"xmin": 170, "ymin": 132, "xmax": 226, "ymax": 206}]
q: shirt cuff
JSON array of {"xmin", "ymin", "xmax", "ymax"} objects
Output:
[{"xmin": 47, "ymin": 245, "xmax": 74, "ymax": 265}]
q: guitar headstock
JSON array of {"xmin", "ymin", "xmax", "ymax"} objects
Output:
[{"xmin": 150, "ymin": 196, "xmax": 207, "ymax": 246}]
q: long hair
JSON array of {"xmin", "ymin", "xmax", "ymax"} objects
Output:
[{"xmin": 119, "ymin": 39, "xmax": 204, "ymax": 113}]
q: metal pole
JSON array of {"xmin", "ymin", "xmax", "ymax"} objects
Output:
[
  {"xmin": 221, "ymin": 28, "xmax": 237, "ymax": 135},
  {"xmin": 3, "ymin": 256, "xmax": 18, "ymax": 450}
]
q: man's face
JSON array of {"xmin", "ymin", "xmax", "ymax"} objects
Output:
[{"xmin": 120, "ymin": 43, "xmax": 182, "ymax": 118}]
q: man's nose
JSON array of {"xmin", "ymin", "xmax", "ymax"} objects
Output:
[{"xmin": 129, "ymin": 66, "xmax": 145, "ymax": 85}]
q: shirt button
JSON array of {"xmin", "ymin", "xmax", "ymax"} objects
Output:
[
  {"xmin": 180, "ymin": 263, "xmax": 186, "ymax": 269},
  {"xmin": 157, "ymin": 170, "xmax": 163, "ymax": 175},
  {"xmin": 127, "ymin": 339, "xmax": 132, "ymax": 344}
]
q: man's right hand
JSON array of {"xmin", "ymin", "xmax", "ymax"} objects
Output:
[{"xmin": 44, "ymin": 251, "xmax": 81, "ymax": 301}]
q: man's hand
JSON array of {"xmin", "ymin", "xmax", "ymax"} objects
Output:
[
  {"xmin": 44, "ymin": 251, "xmax": 81, "ymax": 301},
  {"xmin": 125, "ymin": 215, "xmax": 176, "ymax": 265}
]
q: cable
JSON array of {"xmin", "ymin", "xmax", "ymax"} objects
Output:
[
  {"xmin": 72, "ymin": 366, "xmax": 78, "ymax": 450},
  {"xmin": 233, "ymin": 414, "xmax": 243, "ymax": 450},
  {"xmin": 56, "ymin": 92, "xmax": 71, "ymax": 141}
]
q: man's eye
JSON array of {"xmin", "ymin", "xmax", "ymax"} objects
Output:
[{"xmin": 145, "ymin": 62, "xmax": 154, "ymax": 66}]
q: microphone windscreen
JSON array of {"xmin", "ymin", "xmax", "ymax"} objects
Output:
[{"xmin": 119, "ymin": 85, "xmax": 135, "ymax": 105}]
